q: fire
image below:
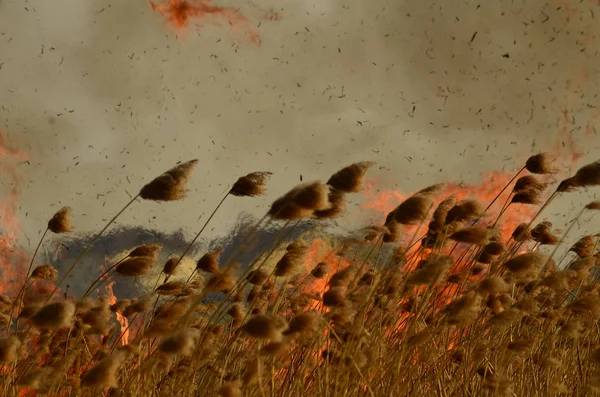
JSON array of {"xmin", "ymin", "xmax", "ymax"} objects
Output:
[
  {"xmin": 300, "ymin": 237, "xmax": 353, "ymax": 296},
  {"xmin": 149, "ymin": 0, "xmax": 260, "ymax": 43},
  {"xmin": 103, "ymin": 279, "xmax": 130, "ymax": 346},
  {"xmin": 0, "ymin": 131, "xmax": 30, "ymax": 297},
  {"xmin": 362, "ymin": 170, "xmax": 538, "ymax": 243}
]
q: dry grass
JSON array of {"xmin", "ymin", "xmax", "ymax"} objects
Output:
[{"xmin": 0, "ymin": 156, "xmax": 600, "ymax": 397}]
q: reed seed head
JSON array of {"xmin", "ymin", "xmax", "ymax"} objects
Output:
[
  {"xmin": 31, "ymin": 264, "xmax": 58, "ymax": 281},
  {"xmin": 268, "ymin": 181, "xmax": 332, "ymax": 220},
  {"xmin": 158, "ymin": 328, "xmax": 201, "ymax": 356},
  {"xmin": 162, "ymin": 256, "xmax": 180, "ymax": 275},
  {"xmin": 586, "ymin": 201, "xmax": 600, "ymax": 210},
  {"xmin": 450, "ymin": 226, "xmax": 493, "ymax": 245},
  {"xmin": 197, "ymin": 248, "xmax": 224, "ymax": 273},
  {"xmin": 428, "ymin": 196, "xmax": 457, "ymax": 233},
  {"xmin": 275, "ymin": 243, "xmax": 307, "ymax": 277},
  {"xmin": 139, "ymin": 159, "xmax": 198, "ymax": 201},
  {"xmin": 503, "ymin": 252, "xmax": 551, "ymax": 282},
  {"xmin": 48, "ymin": 206, "xmax": 72, "ymax": 234},
  {"xmin": 478, "ymin": 277, "xmax": 509, "ymax": 294},
  {"xmin": 390, "ymin": 194, "xmax": 432, "ymax": 225},
  {"xmin": 511, "ymin": 188, "xmax": 543, "ymax": 205},
  {"xmin": 314, "ymin": 188, "xmax": 347, "ymax": 219},
  {"xmin": 445, "ymin": 200, "xmax": 484, "ymax": 224},
  {"xmin": 512, "ymin": 223, "xmax": 531, "ymax": 242},
  {"xmin": 81, "ymin": 351, "xmax": 126, "ymax": 388},
  {"xmin": 230, "ymin": 171, "xmax": 272, "ymax": 197},
  {"xmin": 525, "ymin": 153, "xmax": 557, "ymax": 174},
  {"xmin": 407, "ymin": 254, "xmax": 453, "ymax": 286},
  {"xmin": 571, "ymin": 160, "xmax": 600, "ymax": 188},
  {"xmin": 247, "ymin": 269, "xmax": 270, "ymax": 286},
  {"xmin": 240, "ymin": 314, "xmax": 287, "ymax": 341},
  {"xmin": 570, "ymin": 236, "xmax": 596, "ymax": 258},
  {"xmin": 206, "ymin": 272, "xmax": 235, "ymax": 294},
  {"xmin": 30, "ymin": 300, "xmax": 76, "ymax": 330},
  {"xmin": 155, "ymin": 281, "xmax": 188, "ymax": 296},
  {"xmin": 129, "ymin": 243, "xmax": 162, "ymax": 258},
  {"xmin": 326, "ymin": 162, "xmax": 374, "ymax": 193},
  {"xmin": 514, "ymin": 175, "xmax": 547, "ymax": 192},
  {"xmin": 0, "ymin": 336, "xmax": 21, "ymax": 362},
  {"xmin": 285, "ymin": 311, "xmax": 321, "ymax": 336},
  {"xmin": 310, "ymin": 262, "xmax": 329, "ymax": 279},
  {"xmin": 115, "ymin": 256, "xmax": 156, "ymax": 277}
]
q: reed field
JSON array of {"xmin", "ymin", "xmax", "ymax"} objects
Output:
[{"xmin": 1, "ymin": 154, "xmax": 600, "ymax": 397}]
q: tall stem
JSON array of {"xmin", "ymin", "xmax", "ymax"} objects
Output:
[
  {"xmin": 542, "ymin": 206, "xmax": 587, "ymax": 273},
  {"xmin": 176, "ymin": 192, "xmax": 230, "ymax": 281},
  {"xmin": 47, "ymin": 194, "xmax": 140, "ymax": 302},
  {"xmin": 10, "ymin": 228, "xmax": 49, "ymax": 327}
]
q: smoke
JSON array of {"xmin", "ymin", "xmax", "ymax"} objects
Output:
[
  {"xmin": 0, "ymin": 0, "xmax": 598, "ymax": 246},
  {"xmin": 43, "ymin": 212, "xmax": 316, "ymax": 297}
]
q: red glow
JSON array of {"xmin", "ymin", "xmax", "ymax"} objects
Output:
[
  {"xmin": 149, "ymin": 0, "xmax": 260, "ymax": 43},
  {"xmin": 0, "ymin": 131, "xmax": 30, "ymax": 297},
  {"xmin": 105, "ymin": 280, "xmax": 130, "ymax": 346}
]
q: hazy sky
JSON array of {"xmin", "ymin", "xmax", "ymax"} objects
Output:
[{"xmin": 0, "ymin": 0, "xmax": 599, "ymax": 250}]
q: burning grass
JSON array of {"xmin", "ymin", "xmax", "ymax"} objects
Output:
[{"xmin": 1, "ymin": 154, "xmax": 600, "ymax": 396}]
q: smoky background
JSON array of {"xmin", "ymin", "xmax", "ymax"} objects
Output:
[{"xmin": 0, "ymin": 0, "xmax": 598, "ymax": 272}]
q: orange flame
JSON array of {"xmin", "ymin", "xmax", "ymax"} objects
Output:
[
  {"xmin": 149, "ymin": 0, "xmax": 260, "ymax": 43},
  {"xmin": 0, "ymin": 131, "xmax": 30, "ymax": 297},
  {"xmin": 105, "ymin": 280, "xmax": 130, "ymax": 346}
]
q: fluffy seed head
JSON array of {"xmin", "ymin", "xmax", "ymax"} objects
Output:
[
  {"xmin": 428, "ymin": 196, "xmax": 457, "ymax": 233},
  {"xmin": 48, "ymin": 206, "xmax": 72, "ymax": 233},
  {"xmin": 326, "ymin": 162, "xmax": 374, "ymax": 193},
  {"xmin": 31, "ymin": 264, "xmax": 58, "ymax": 281},
  {"xmin": 30, "ymin": 300, "xmax": 75, "ymax": 330},
  {"xmin": 196, "ymin": 248, "xmax": 224, "ymax": 273},
  {"xmin": 241, "ymin": 314, "xmax": 287, "ymax": 341},
  {"xmin": 314, "ymin": 188, "xmax": 347, "ymax": 219},
  {"xmin": 81, "ymin": 351, "xmax": 126, "ymax": 388},
  {"xmin": 407, "ymin": 254, "xmax": 453, "ymax": 286},
  {"xmin": 158, "ymin": 328, "xmax": 201, "ymax": 356},
  {"xmin": 230, "ymin": 171, "xmax": 272, "ymax": 197},
  {"xmin": 511, "ymin": 188, "xmax": 543, "ymax": 205},
  {"xmin": 275, "ymin": 242, "xmax": 307, "ymax": 277},
  {"xmin": 514, "ymin": 175, "xmax": 547, "ymax": 192},
  {"xmin": 483, "ymin": 241, "xmax": 506, "ymax": 255},
  {"xmin": 571, "ymin": 160, "xmax": 600, "ymax": 188},
  {"xmin": 285, "ymin": 311, "xmax": 321, "ymax": 336},
  {"xmin": 526, "ymin": 153, "xmax": 557, "ymax": 174},
  {"xmin": 310, "ymin": 262, "xmax": 329, "ymax": 279},
  {"xmin": 162, "ymin": 256, "xmax": 180, "ymax": 275},
  {"xmin": 450, "ymin": 227, "xmax": 493, "ymax": 245},
  {"xmin": 445, "ymin": 200, "xmax": 484, "ymax": 224},
  {"xmin": 268, "ymin": 181, "xmax": 331, "ymax": 220},
  {"xmin": 503, "ymin": 252, "xmax": 551, "ymax": 282},
  {"xmin": 247, "ymin": 269, "xmax": 270, "ymax": 285},
  {"xmin": 155, "ymin": 281, "xmax": 188, "ymax": 296},
  {"xmin": 205, "ymin": 272, "xmax": 235, "ymax": 294},
  {"xmin": 512, "ymin": 223, "xmax": 531, "ymax": 242},
  {"xmin": 570, "ymin": 236, "xmax": 596, "ymax": 258},
  {"xmin": 390, "ymin": 194, "xmax": 432, "ymax": 225},
  {"xmin": 323, "ymin": 288, "xmax": 346, "ymax": 307},
  {"xmin": 531, "ymin": 221, "xmax": 559, "ymax": 245},
  {"xmin": 479, "ymin": 277, "xmax": 509, "ymax": 294},
  {"xmin": 129, "ymin": 243, "xmax": 162, "ymax": 258},
  {"xmin": 0, "ymin": 336, "xmax": 21, "ymax": 362},
  {"xmin": 115, "ymin": 256, "xmax": 155, "ymax": 277},
  {"xmin": 139, "ymin": 159, "xmax": 198, "ymax": 201},
  {"xmin": 586, "ymin": 201, "xmax": 600, "ymax": 210}
]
